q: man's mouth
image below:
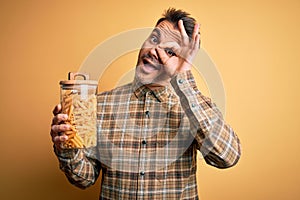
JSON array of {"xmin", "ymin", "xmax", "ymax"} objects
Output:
[{"xmin": 142, "ymin": 57, "xmax": 160, "ymax": 73}]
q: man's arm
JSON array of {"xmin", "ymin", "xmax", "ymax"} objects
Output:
[
  {"xmin": 156, "ymin": 19, "xmax": 240, "ymax": 168},
  {"xmin": 54, "ymin": 147, "xmax": 101, "ymax": 189},
  {"xmin": 171, "ymin": 71, "xmax": 241, "ymax": 168},
  {"xmin": 51, "ymin": 104, "xmax": 101, "ymax": 189}
]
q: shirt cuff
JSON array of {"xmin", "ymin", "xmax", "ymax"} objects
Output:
[
  {"xmin": 170, "ymin": 70, "xmax": 198, "ymax": 92},
  {"xmin": 53, "ymin": 145, "xmax": 79, "ymax": 160}
]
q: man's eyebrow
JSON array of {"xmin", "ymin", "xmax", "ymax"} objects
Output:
[{"xmin": 152, "ymin": 28, "xmax": 161, "ymax": 37}]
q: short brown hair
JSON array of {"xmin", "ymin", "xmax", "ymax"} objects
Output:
[{"xmin": 156, "ymin": 8, "xmax": 199, "ymax": 42}]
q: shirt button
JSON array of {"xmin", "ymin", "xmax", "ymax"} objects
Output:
[
  {"xmin": 148, "ymin": 91, "xmax": 153, "ymax": 95},
  {"xmin": 140, "ymin": 171, "xmax": 145, "ymax": 176},
  {"xmin": 145, "ymin": 110, "xmax": 150, "ymax": 117},
  {"xmin": 191, "ymin": 103, "xmax": 196, "ymax": 108},
  {"xmin": 178, "ymin": 79, "xmax": 184, "ymax": 84},
  {"xmin": 142, "ymin": 140, "xmax": 147, "ymax": 145}
]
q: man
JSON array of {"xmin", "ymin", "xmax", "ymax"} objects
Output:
[{"xmin": 51, "ymin": 8, "xmax": 241, "ymax": 199}]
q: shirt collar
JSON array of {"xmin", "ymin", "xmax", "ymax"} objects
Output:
[{"xmin": 132, "ymin": 78, "xmax": 178, "ymax": 103}]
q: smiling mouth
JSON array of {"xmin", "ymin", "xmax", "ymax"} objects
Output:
[{"xmin": 142, "ymin": 57, "xmax": 161, "ymax": 73}]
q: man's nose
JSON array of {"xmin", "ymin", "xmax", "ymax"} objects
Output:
[{"xmin": 148, "ymin": 45, "xmax": 159, "ymax": 61}]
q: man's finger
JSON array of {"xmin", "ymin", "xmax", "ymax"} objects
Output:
[
  {"xmin": 53, "ymin": 135, "xmax": 68, "ymax": 143},
  {"xmin": 192, "ymin": 23, "xmax": 199, "ymax": 42},
  {"xmin": 52, "ymin": 104, "xmax": 62, "ymax": 115},
  {"xmin": 52, "ymin": 113, "xmax": 68, "ymax": 125},
  {"xmin": 178, "ymin": 20, "xmax": 188, "ymax": 38},
  {"xmin": 51, "ymin": 124, "xmax": 71, "ymax": 133},
  {"xmin": 156, "ymin": 48, "xmax": 170, "ymax": 64},
  {"xmin": 193, "ymin": 34, "xmax": 200, "ymax": 51}
]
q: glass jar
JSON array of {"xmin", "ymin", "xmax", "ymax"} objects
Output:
[{"xmin": 59, "ymin": 72, "xmax": 98, "ymax": 148}]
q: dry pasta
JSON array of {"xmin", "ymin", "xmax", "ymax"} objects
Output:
[{"xmin": 61, "ymin": 90, "xmax": 97, "ymax": 148}]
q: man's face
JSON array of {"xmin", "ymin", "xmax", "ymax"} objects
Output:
[{"xmin": 136, "ymin": 20, "xmax": 182, "ymax": 86}]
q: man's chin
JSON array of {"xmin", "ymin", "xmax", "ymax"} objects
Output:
[
  {"xmin": 136, "ymin": 75, "xmax": 170, "ymax": 88},
  {"xmin": 135, "ymin": 67, "xmax": 171, "ymax": 87},
  {"xmin": 135, "ymin": 74, "xmax": 155, "ymax": 85}
]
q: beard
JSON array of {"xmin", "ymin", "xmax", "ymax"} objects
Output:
[{"xmin": 135, "ymin": 64, "xmax": 171, "ymax": 88}]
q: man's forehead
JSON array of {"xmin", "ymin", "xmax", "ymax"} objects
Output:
[{"xmin": 154, "ymin": 21, "xmax": 181, "ymax": 43}]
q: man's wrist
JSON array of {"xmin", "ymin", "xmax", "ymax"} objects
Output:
[
  {"xmin": 171, "ymin": 70, "xmax": 196, "ymax": 88},
  {"xmin": 177, "ymin": 59, "xmax": 192, "ymax": 73},
  {"xmin": 53, "ymin": 144, "xmax": 79, "ymax": 159}
]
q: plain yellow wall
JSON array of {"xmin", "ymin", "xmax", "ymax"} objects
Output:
[{"xmin": 1, "ymin": 0, "xmax": 300, "ymax": 199}]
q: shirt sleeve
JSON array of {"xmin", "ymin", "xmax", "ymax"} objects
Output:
[
  {"xmin": 53, "ymin": 146, "xmax": 101, "ymax": 189},
  {"xmin": 170, "ymin": 70, "xmax": 241, "ymax": 168}
]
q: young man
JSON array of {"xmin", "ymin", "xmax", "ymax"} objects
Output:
[{"xmin": 51, "ymin": 8, "xmax": 241, "ymax": 199}]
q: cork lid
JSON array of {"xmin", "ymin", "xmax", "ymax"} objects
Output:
[{"xmin": 60, "ymin": 72, "xmax": 98, "ymax": 86}]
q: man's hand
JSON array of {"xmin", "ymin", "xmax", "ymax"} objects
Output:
[
  {"xmin": 50, "ymin": 104, "xmax": 70, "ymax": 149},
  {"xmin": 157, "ymin": 20, "xmax": 200, "ymax": 77}
]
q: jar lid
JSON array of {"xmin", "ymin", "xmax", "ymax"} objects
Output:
[{"xmin": 60, "ymin": 72, "xmax": 98, "ymax": 86}]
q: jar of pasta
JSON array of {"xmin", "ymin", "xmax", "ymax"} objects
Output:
[{"xmin": 59, "ymin": 72, "xmax": 98, "ymax": 149}]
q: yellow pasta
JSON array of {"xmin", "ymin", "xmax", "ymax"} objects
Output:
[{"xmin": 61, "ymin": 90, "xmax": 97, "ymax": 148}]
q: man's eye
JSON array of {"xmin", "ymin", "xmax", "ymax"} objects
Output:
[
  {"xmin": 165, "ymin": 48, "xmax": 176, "ymax": 57},
  {"xmin": 150, "ymin": 36, "xmax": 158, "ymax": 44}
]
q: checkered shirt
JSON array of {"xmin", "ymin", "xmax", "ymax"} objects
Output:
[{"xmin": 54, "ymin": 70, "xmax": 241, "ymax": 199}]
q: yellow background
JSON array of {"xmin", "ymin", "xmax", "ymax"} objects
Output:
[{"xmin": 1, "ymin": 0, "xmax": 299, "ymax": 199}]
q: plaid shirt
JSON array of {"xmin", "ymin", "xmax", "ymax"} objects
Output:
[{"xmin": 55, "ymin": 71, "xmax": 241, "ymax": 199}]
